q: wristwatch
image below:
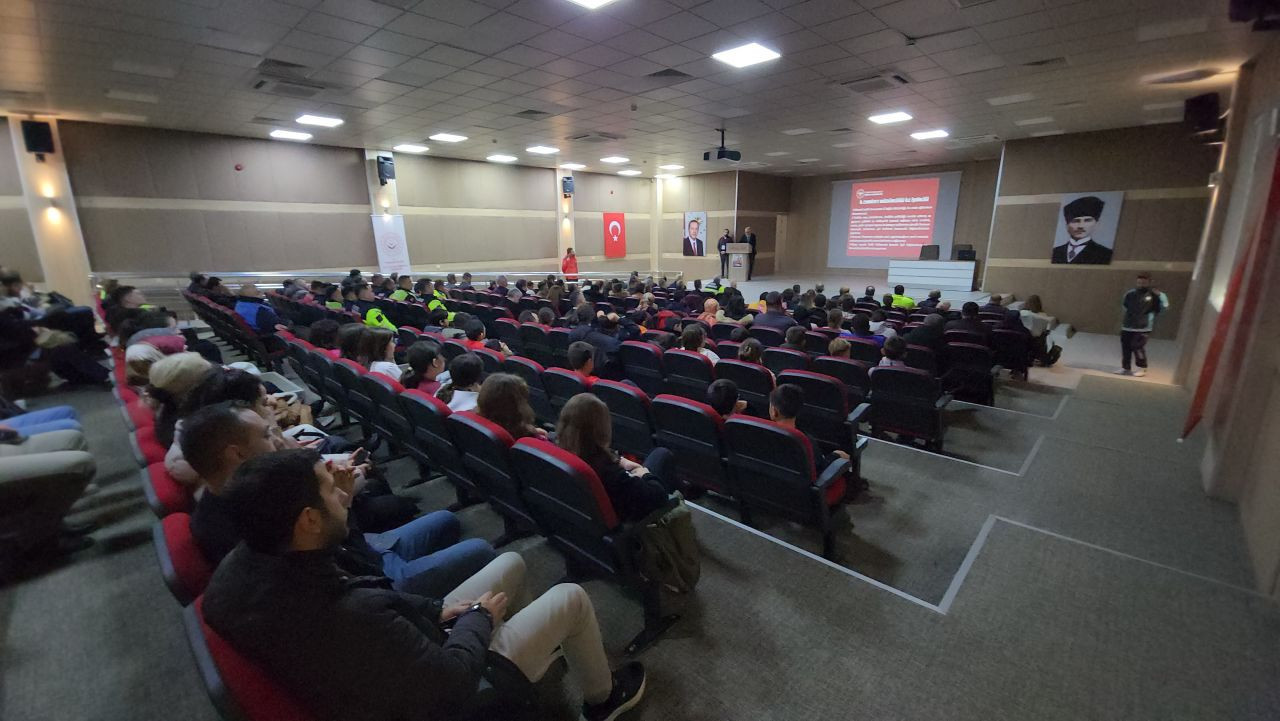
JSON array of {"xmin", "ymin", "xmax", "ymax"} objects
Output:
[{"xmin": 466, "ymin": 602, "xmax": 493, "ymax": 623}]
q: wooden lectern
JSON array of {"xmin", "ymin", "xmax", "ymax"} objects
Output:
[{"xmin": 725, "ymin": 243, "xmax": 753, "ymax": 282}]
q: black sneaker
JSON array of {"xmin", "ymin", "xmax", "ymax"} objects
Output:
[{"xmin": 582, "ymin": 662, "xmax": 646, "ymax": 721}]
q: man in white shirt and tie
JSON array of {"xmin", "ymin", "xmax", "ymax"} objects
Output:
[{"xmin": 682, "ymin": 218, "xmax": 705, "ymax": 256}]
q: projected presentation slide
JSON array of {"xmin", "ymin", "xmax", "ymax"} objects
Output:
[
  {"xmin": 846, "ymin": 177, "xmax": 940, "ymax": 257},
  {"xmin": 827, "ymin": 171, "xmax": 962, "ymax": 270}
]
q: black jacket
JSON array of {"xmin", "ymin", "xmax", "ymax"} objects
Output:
[
  {"xmin": 203, "ymin": 543, "xmax": 493, "ymax": 721},
  {"xmin": 1051, "ymin": 240, "xmax": 1112, "ymax": 264}
]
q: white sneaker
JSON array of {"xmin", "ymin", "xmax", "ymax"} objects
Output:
[
  {"xmin": 1113, "ymin": 369, "xmax": 1131, "ymax": 375},
  {"xmin": 1133, "ymin": 369, "xmax": 1147, "ymax": 377}
]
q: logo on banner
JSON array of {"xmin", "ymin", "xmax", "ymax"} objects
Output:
[{"xmin": 603, "ymin": 212, "xmax": 626, "ymax": 258}]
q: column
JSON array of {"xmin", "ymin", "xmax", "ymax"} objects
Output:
[
  {"xmin": 8, "ymin": 117, "xmax": 93, "ymax": 307},
  {"xmin": 651, "ymin": 177, "xmax": 663, "ymax": 275},
  {"xmin": 363, "ymin": 149, "xmax": 411, "ymax": 274}
]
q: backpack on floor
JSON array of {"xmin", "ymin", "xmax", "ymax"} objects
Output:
[{"xmin": 636, "ymin": 497, "xmax": 701, "ymax": 604}]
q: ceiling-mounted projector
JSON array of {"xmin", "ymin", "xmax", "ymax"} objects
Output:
[{"xmin": 704, "ymin": 127, "xmax": 741, "ymax": 162}]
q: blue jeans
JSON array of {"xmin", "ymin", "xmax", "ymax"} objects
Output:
[
  {"xmin": 366, "ymin": 510, "xmax": 496, "ymax": 598},
  {"xmin": 2, "ymin": 406, "xmax": 81, "ymax": 436}
]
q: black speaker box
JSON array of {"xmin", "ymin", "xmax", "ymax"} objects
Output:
[
  {"xmin": 20, "ymin": 120, "xmax": 54, "ymax": 154},
  {"xmin": 1184, "ymin": 93, "xmax": 1221, "ymax": 133},
  {"xmin": 376, "ymin": 156, "xmax": 395, "ymax": 185},
  {"xmin": 957, "ymin": 249, "xmax": 977, "ymax": 261}
]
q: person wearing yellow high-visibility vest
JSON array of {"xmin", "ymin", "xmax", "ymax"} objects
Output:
[
  {"xmin": 425, "ymin": 279, "xmax": 454, "ymax": 324},
  {"xmin": 388, "ymin": 275, "xmax": 417, "ymax": 302},
  {"xmin": 345, "ymin": 282, "xmax": 396, "ymax": 330}
]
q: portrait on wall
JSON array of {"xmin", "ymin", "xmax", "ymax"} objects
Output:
[
  {"xmin": 682, "ymin": 210, "xmax": 708, "ymax": 256},
  {"xmin": 1051, "ymin": 191, "xmax": 1124, "ymax": 265}
]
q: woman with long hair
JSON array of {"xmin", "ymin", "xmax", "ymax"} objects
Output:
[
  {"xmin": 680, "ymin": 324, "xmax": 720, "ymax": 364},
  {"xmin": 476, "ymin": 373, "xmax": 546, "ymax": 440},
  {"xmin": 736, "ymin": 337, "xmax": 765, "ymax": 367},
  {"xmin": 337, "ymin": 323, "xmax": 366, "ymax": 364},
  {"xmin": 403, "ymin": 340, "xmax": 449, "ymax": 394},
  {"xmin": 555, "ymin": 393, "xmax": 675, "ymax": 521},
  {"xmin": 360, "ymin": 326, "xmax": 401, "ymax": 381}
]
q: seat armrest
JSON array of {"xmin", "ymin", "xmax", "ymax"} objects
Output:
[
  {"xmin": 853, "ymin": 435, "xmax": 869, "ymax": 453},
  {"xmin": 990, "ymin": 364, "xmax": 1004, "ymax": 376},
  {"xmin": 815, "ymin": 457, "xmax": 851, "ymax": 490},
  {"xmin": 847, "ymin": 402, "xmax": 871, "ymax": 426},
  {"xmin": 935, "ymin": 393, "xmax": 953, "ymax": 410}
]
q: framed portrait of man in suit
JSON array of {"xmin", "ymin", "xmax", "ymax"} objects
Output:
[
  {"xmin": 682, "ymin": 210, "xmax": 708, "ymax": 256},
  {"xmin": 1051, "ymin": 191, "xmax": 1124, "ymax": 265}
]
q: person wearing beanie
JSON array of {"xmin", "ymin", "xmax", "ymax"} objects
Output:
[{"xmin": 146, "ymin": 352, "xmax": 213, "ymax": 450}]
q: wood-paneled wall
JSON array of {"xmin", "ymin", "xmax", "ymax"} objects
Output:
[
  {"xmin": 986, "ymin": 124, "xmax": 1218, "ymax": 337},
  {"xmin": 0, "ymin": 119, "xmax": 41, "ymax": 281}
]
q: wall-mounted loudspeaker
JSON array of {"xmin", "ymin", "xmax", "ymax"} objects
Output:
[
  {"xmin": 20, "ymin": 120, "xmax": 54, "ymax": 155},
  {"xmin": 1184, "ymin": 93, "xmax": 1221, "ymax": 133},
  {"xmin": 376, "ymin": 156, "xmax": 395, "ymax": 186}
]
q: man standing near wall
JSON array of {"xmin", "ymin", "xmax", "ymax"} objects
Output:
[
  {"xmin": 562, "ymin": 247, "xmax": 578, "ymax": 282},
  {"xmin": 1116, "ymin": 272, "xmax": 1169, "ymax": 378},
  {"xmin": 717, "ymin": 229, "xmax": 732, "ymax": 278},
  {"xmin": 740, "ymin": 226, "xmax": 757, "ymax": 280}
]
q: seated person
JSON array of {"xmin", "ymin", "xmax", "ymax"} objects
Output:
[
  {"xmin": 919, "ymin": 289, "xmax": 942, "ymax": 309},
  {"xmin": 858, "ymin": 286, "xmax": 879, "ymax": 306},
  {"xmin": 848, "ymin": 315, "xmax": 885, "ymax": 347},
  {"xmin": 881, "ymin": 293, "xmax": 896, "ymax": 309},
  {"xmin": 347, "ymin": 282, "xmax": 396, "ymax": 330},
  {"xmin": 388, "ymin": 275, "xmax": 417, "ymax": 302},
  {"xmin": 827, "ymin": 338, "xmax": 851, "ymax": 359},
  {"xmin": 148, "ymin": 352, "xmax": 215, "ymax": 451},
  {"xmin": 736, "ymin": 337, "xmax": 766, "ymax": 367},
  {"xmin": 566, "ymin": 341, "xmax": 599, "ymax": 385},
  {"xmin": 204, "ymin": 449, "xmax": 646, "ymax": 721},
  {"xmin": 752, "ymin": 292, "xmax": 797, "ymax": 331},
  {"xmin": 889, "ymin": 285, "xmax": 915, "ymax": 310},
  {"xmin": 537, "ymin": 307, "xmax": 556, "ymax": 326},
  {"xmin": 867, "ymin": 310, "xmax": 897, "ymax": 339},
  {"xmin": 183, "ymin": 406, "xmax": 495, "ymax": 597},
  {"xmin": 461, "ymin": 319, "xmax": 512, "ymax": 357},
  {"xmin": 729, "ymin": 325, "xmax": 749, "ymax": 342},
  {"xmin": 556, "ymin": 394, "xmax": 675, "ymax": 522},
  {"xmin": 477, "ymin": 373, "xmax": 547, "ymax": 440},
  {"xmin": 306, "ymin": 319, "xmax": 341, "ymax": 359},
  {"xmin": 780, "ymin": 325, "xmax": 807, "ymax": 352},
  {"xmin": 879, "ymin": 335, "xmax": 908, "ymax": 367},
  {"xmin": 980, "ymin": 293, "xmax": 1005, "ymax": 315},
  {"xmin": 944, "ymin": 301, "xmax": 991, "ymax": 342},
  {"xmin": 768, "ymin": 385, "xmax": 861, "ymax": 492},
  {"xmin": 337, "ymin": 323, "xmax": 366, "ymax": 364},
  {"xmin": 517, "ymin": 309, "xmax": 537, "ymax": 324},
  {"xmin": 840, "ymin": 296, "xmax": 858, "ymax": 322},
  {"xmin": 234, "ymin": 283, "xmax": 291, "ymax": 334},
  {"xmin": 360, "ymin": 327, "xmax": 402, "ymax": 381},
  {"xmin": 696, "ymin": 298, "xmax": 722, "ymax": 326},
  {"xmin": 826, "ymin": 309, "xmax": 848, "ymax": 336},
  {"xmin": 707, "ymin": 378, "xmax": 747, "ymax": 418},
  {"xmin": 904, "ymin": 313, "xmax": 947, "ymax": 354},
  {"xmin": 680, "ymin": 324, "xmax": 719, "ymax": 364},
  {"xmin": 403, "ymin": 340, "xmax": 449, "ymax": 395},
  {"xmin": 437, "ymin": 353, "xmax": 483, "ymax": 412}
]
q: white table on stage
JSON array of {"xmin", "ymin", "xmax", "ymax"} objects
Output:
[{"xmin": 886, "ymin": 259, "xmax": 976, "ymax": 293}]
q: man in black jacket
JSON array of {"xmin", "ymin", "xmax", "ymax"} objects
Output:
[
  {"xmin": 944, "ymin": 302, "xmax": 991, "ymax": 342},
  {"xmin": 203, "ymin": 449, "xmax": 645, "ymax": 721}
]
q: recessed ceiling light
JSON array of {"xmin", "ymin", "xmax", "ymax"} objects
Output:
[
  {"xmin": 655, "ymin": 173, "xmax": 676, "ymax": 179},
  {"xmin": 393, "ymin": 144, "xmax": 428, "ymax": 153},
  {"xmin": 987, "ymin": 92, "xmax": 1035, "ymax": 106},
  {"xmin": 296, "ymin": 114, "xmax": 343, "ymax": 127},
  {"xmin": 1014, "ymin": 116, "xmax": 1054, "ymax": 126},
  {"xmin": 561, "ymin": 163, "xmax": 586, "ymax": 170},
  {"xmin": 1030, "ymin": 130, "xmax": 1065, "ymax": 137},
  {"xmin": 565, "ymin": 0, "xmax": 618, "ymax": 8},
  {"xmin": 910, "ymin": 129, "xmax": 949, "ymax": 140},
  {"xmin": 526, "ymin": 145, "xmax": 559, "ymax": 154},
  {"xmin": 712, "ymin": 42, "xmax": 781, "ymax": 69},
  {"xmin": 617, "ymin": 169, "xmax": 642, "ymax": 176},
  {"xmin": 270, "ymin": 129, "xmax": 312, "ymax": 141},
  {"xmin": 487, "ymin": 154, "xmax": 518, "ymax": 163},
  {"xmin": 831, "ymin": 142, "xmax": 858, "ymax": 148},
  {"xmin": 658, "ymin": 164, "xmax": 684, "ymax": 170},
  {"xmin": 600, "ymin": 156, "xmax": 629, "ymax": 164},
  {"xmin": 780, "ymin": 128, "xmax": 814, "ymax": 135},
  {"xmin": 869, "ymin": 111, "xmax": 912, "ymax": 124},
  {"xmin": 764, "ymin": 151, "xmax": 791, "ymax": 156},
  {"xmin": 798, "ymin": 158, "xmax": 820, "ymax": 163},
  {"xmin": 429, "ymin": 132, "xmax": 467, "ymax": 142}
]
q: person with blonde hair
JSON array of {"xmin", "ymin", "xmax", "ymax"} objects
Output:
[
  {"xmin": 697, "ymin": 297, "xmax": 721, "ymax": 326},
  {"xmin": 556, "ymin": 394, "xmax": 675, "ymax": 521}
]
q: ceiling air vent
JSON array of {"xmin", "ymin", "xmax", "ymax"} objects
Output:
[
  {"xmin": 827, "ymin": 127, "xmax": 854, "ymax": 134},
  {"xmin": 565, "ymin": 131, "xmax": 623, "ymax": 143},
  {"xmin": 369, "ymin": 0, "xmax": 417, "ymax": 7},
  {"xmin": 257, "ymin": 58, "xmax": 311, "ymax": 80},
  {"xmin": 951, "ymin": 0, "xmax": 996, "ymax": 7},
  {"xmin": 840, "ymin": 72, "xmax": 910, "ymax": 94},
  {"xmin": 251, "ymin": 78, "xmax": 325, "ymax": 99},
  {"xmin": 249, "ymin": 115, "xmax": 287, "ymax": 125},
  {"xmin": 515, "ymin": 109, "xmax": 551, "ymax": 119},
  {"xmin": 944, "ymin": 134, "xmax": 1001, "ymax": 149},
  {"xmin": 647, "ymin": 68, "xmax": 693, "ymax": 80}
]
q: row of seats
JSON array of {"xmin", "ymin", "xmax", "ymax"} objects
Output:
[{"xmin": 185, "ymin": 293, "xmax": 283, "ymax": 369}]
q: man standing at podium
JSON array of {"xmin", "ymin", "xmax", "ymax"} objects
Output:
[
  {"xmin": 740, "ymin": 226, "xmax": 757, "ymax": 280},
  {"xmin": 717, "ymin": 228, "xmax": 732, "ymax": 277},
  {"xmin": 682, "ymin": 218, "xmax": 705, "ymax": 256}
]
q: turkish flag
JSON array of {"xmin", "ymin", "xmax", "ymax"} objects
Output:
[{"xmin": 603, "ymin": 212, "xmax": 626, "ymax": 258}]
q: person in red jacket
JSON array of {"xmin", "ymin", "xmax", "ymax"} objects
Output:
[{"xmin": 561, "ymin": 247, "xmax": 578, "ymax": 281}]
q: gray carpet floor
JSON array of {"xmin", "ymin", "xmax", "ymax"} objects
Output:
[{"xmin": 2, "ymin": 344, "xmax": 1277, "ymax": 720}]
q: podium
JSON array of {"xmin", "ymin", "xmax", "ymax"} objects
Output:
[{"xmin": 725, "ymin": 243, "xmax": 753, "ymax": 282}]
